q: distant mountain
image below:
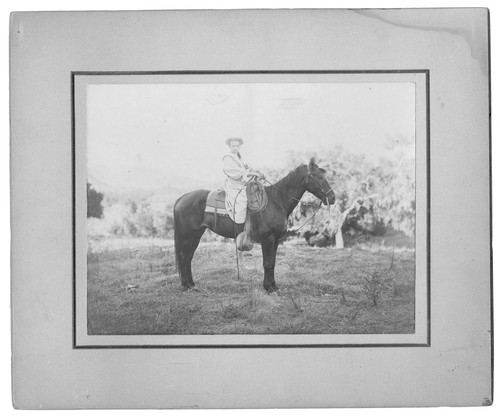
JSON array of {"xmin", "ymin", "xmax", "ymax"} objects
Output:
[
  {"xmin": 88, "ymin": 165, "xmax": 222, "ymax": 207},
  {"xmin": 88, "ymin": 164, "xmax": 221, "ymax": 195}
]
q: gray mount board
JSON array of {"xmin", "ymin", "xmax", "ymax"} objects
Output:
[{"xmin": 10, "ymin": 9, "xmax": 491, "ymax": 408}]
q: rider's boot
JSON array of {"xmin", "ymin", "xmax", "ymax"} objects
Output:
[{"xmin": 235, "ymin": 216, "xmax": 253, "ymax": 252}]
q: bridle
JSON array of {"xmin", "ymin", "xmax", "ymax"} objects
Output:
[{"xmin": 305, "ymin": 167, "xmax": 334, "ymax": 204}]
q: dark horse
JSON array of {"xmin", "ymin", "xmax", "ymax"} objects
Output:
[{"xmin": 173, "ymin": 158, "xmax": 336, "ymax": 292}]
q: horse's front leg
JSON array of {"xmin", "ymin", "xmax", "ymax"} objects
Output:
[{"xmin": 261, "ymin": 236, "xmax": 279, "ymax": 293}]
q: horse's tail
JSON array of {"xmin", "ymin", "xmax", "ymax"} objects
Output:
[{"xmin": 173, "ymin": 198, "xmax": 181, "ymax": 274}]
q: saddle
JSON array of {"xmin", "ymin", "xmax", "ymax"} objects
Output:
[
  {"xmin": 205, "ymin": 182, "xmax": 268, "ymax": 232},
  {"xmin": 205, "ymin": 190, "xmax": 230, "ymax": 217}
]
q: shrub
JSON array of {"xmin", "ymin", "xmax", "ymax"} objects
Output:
[{"xmin": 87, "ymin": 182, "xmax": 104, "ymax": 219}]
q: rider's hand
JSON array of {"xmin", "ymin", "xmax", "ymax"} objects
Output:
[{"xmin": 248, "ymin": 170, "xmax": 265, "ymax": 180}]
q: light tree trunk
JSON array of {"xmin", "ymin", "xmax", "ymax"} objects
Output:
[
  {"xmin": 332, "ymin": 198, "xmax": 363, "ymax": 249},
  {"xmin": 335, "ymin": 229, "xmax": 344, "ymax": 249},
  {"xmin": 331, "ymin": 194, "xmax": 377, "ymax": 249}
]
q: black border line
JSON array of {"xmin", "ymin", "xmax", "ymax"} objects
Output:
[
  {"xmin": 75, "ymin": 343, "xmax": 430, "ymax": 350},
  {"xmin": 71, "ymin": 72, "xmax": 77, "ymax": 350},
  {"xmin": 487, "ymin": 9, "xmax": 494, "ymax": 404},
  {"xmin": 72, "ymin": 69, "xmax": 430, "ymax": 76},
  {"xmin": 426, "ymin": 69, "xmax": 431, "ymax": 348},
  {"xmin": 72, "ymin": 70, "xmax": 431, "ymax": 349}
]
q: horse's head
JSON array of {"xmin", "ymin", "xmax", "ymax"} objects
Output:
[{"xmin": 305, "ymin": 158, "xmax": 336, "ymax": 206}]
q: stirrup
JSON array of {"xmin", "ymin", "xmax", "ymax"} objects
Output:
[{"xmin": 236, "ymin": 232, "xmax": 254, "ymax": 252}]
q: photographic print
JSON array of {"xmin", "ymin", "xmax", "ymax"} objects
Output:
[{"xmin": 74, "ymin": 71, "xmax": 429, "ymax": 347}]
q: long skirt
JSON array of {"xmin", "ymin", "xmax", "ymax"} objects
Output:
[{"xmin": 224, "ymin": 179, "xmax": 247, "ymax": 224}]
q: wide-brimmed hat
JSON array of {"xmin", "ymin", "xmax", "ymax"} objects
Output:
[{"xmin": 225, "ymin": 137, "xmax": 244, "ymax": 146}]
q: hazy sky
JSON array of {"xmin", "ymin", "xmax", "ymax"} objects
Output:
[{"xmin": 87, "ymin": 82, "xmax": 415, "ymax": 191}]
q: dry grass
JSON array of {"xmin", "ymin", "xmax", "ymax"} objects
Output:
[{"xmin": 87, "ymin": 239, "xmax": 415, "ymax": 335}]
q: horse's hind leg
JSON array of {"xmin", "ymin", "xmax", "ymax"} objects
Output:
[{"xmin": 181, "ymin": 228, "xmax": 206, "ymax": 289}]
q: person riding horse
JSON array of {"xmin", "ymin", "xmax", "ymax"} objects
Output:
[
  {"xmin": 174, "ymin": 154, "xmax": 336, "ymax": 291},
  {"xmin": 222, "ymin": 137, "xmax": 264, "ymax": 244}
]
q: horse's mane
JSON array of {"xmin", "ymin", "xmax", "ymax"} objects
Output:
[{"xmin": 266, "ymin": 164, "xmax": 307, "ymax": 199}]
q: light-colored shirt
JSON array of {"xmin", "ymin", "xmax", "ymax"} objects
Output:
[{"xmin": 222, "ymin": 154, "xmax": 251, "ymax": 187}]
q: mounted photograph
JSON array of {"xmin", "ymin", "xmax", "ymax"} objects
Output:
[
  {"xmin": 73, "ymin": 71, "xmax": 429, "ymax": 347},
  {"xmin": 12, "ymin": 8, "xmax": 491, "ymax": 409}
]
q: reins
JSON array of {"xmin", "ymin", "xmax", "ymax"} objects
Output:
[
  {"xmin": 261, "ymin": 168, "xmax": 333, "ymax": 207},
  {"xmin": 231, "ymin": 186, "xmax": 246, "ymax": 281},
  {"xmin": 260, "ymin": 169, "xmax": 333, "ymax": 233}
]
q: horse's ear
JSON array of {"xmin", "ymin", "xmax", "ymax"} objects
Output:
[{"xmin": 309, "ymin": 157, "xmax": 317, "ymax": 169}]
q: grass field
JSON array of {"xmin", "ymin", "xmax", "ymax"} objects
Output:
[{"xmin": 87, "ymin": 238, "xmax": 415, "ymax": 335}]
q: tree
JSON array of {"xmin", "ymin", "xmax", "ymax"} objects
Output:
[
  {"xmin": 364, "ymin": 136, "xmax": 416, "ymax": 237},
  {"xmin": 285, "ymin": 139, "xmax": 415, "ymax": 248},
  {"xmin": 87, "ymin": 182, "xmax": 104, "ymax": 219},
  {"xmin": 287, "ymin": 147, "xmax": 372, "ymax": 248}
]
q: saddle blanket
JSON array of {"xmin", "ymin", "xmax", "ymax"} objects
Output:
[{"xmin": 205, "ymin": 190, "xmax": 230, "ymax": 217}]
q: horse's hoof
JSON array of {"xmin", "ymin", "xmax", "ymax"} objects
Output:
[{"xmin": 266, "ymin": 286, "xmax": 279, "ymax": 295}]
